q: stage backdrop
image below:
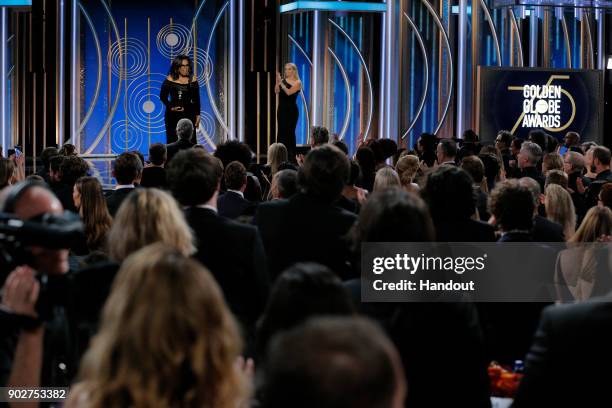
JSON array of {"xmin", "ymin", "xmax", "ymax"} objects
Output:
[
  {"xmin": 76, "ymin": 0, "xmax": 229, "ymax": 184},
  {"xmin": 477, "ymin": 67, "xmax": 604, "ymax": 143}
]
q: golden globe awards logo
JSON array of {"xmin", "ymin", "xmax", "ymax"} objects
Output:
[
  {"xmin": 508, "ymin": 75, "xmax": 576, "ymax": 134},
  {"xmin": 520, "ymin": 85, "xmax": 561, "ymax": 128}
]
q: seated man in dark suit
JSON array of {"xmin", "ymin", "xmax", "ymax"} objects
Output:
[
  {"xmin": 484, "ymin": 179, "xmax": 553, "ymax": 363},
  {"xmin": 421, "ymin": 166, "xmax": 496, "ymax": 242},
  {"xmin": 167, "ymin": 149, "xmax": 268, "ymax": 346},
  {"xmin": 584, "ymin": 146, "xmax": 612, "ymax": 209},
  {"xmin": 140, "ymin": 142, "xmax": 167, "ymax": 189},
  {"xmin": 217, "ymin": 161, "xmax": 255, "ymax": 219},
  {"xmin": 518, "ymin": 141, "xmax": 545, "ymax": 191},
  {"xmin": 105, "ymin": 152, "xmax": 142, "ymax": 216},
  {"xmin": 514, "ymin": 294, "xmax": 612, "ymax": 407},
  {"xmin": 269, "ymin": 169, "xmax": 298, "ymax": 200},
  {"xmin": 166, "ymin": 118, "xmax": 195, "ymax": 163},
  {"xmin": 520, "ymin": 177, "xmax": 565, "ymax": 242},
  {"xmin": 254, "ymin": 144, "xmax": 357, "ymax": 279}
]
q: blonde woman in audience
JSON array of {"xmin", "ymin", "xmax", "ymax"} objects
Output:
[
  {"xmin": 542, "ymin": 152, "xmax": 564, "ymax": 176},
  {"xmin": 68, "ymin": 244, "xmax": 249, "ymax": 407},
  {"xmin": 266, "ymin": 143, "xmax": 288, "ymax": 177},
  {"xmin": 555, "ymin": 206, "xmax": 612, "ymax": 302},
  {"xmin": 395, "ymin": 155, "xmax": 420, "ymax": 193},
  {"xmin": 107, "ymin": 188, "xmax": 195, "ymax": 262},
  {"xmin": 373, "ymin": 167, "xmax": 401, "ymax": 192},
  {"xmin": 544, "ymin": 184, "xmax": 576, "ymax": 240}
]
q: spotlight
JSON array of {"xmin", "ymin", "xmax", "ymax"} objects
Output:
[{"xmin": 607, "ymin": 56, "xmax": 612, "ymax": 70}]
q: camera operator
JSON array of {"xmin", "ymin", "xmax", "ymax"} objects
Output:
[{"xmin": 0, "ymin": 181, "xmax": 74, "ymax": 390}]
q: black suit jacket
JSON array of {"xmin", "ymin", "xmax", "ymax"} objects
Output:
[
  {"xmin": 514, "ymin": 295, "xmax": 612, "ymax": 407},
  {"xmin": 140, "ymin": 166, "xmax": 167, "ymax": 189},
  {"xmin": 166, "ymin": 138, "xmax": 194, "ymax": 163},
  {"xmin": 51, "ymin": 182, "xmax": 78, "ymax": 213},
  {"xmin": 254, "ymin": 193, "xmax": 357, "ymax": 279},
  {"xmin": 344, "ymin": 279, "xmax": 491, "ymax": 408},
  {"xmin": 519, "ymin": 166, "xmax": 545, "ymax": 192},
  {"xmin": 533, "ymin": 215, "xmax": 564, "ymax": 242},
  {"xmin": 434, "ymin": 218, "xmax": 496, "ymax": 242},
  {"xmin": 185, "ymin": 207, "xmax": 269, "ymax": 333},
  {"xmin": 217, "ymin": 191, "xmax": 256, "ymax": 219},
  {"xmin": 105, "ymin": 187, "xmax": 136, "ymax": 216}
]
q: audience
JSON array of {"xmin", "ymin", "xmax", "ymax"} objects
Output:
[
  {"xmin": 355, "ymin": 146, "xmax": 376, "ymax": 192},
  {"xmin": 338, "ymin": 160, "xmax": 364, "ymax": 213},
  {"xmin": 421, "ymin": 166, "xmax": 496, "ymax": 241},
  {"xmin": 217, "ymin": 160, "xmax": 256, "ymax": 219},
  {"xmin": 139, "ymin": 142, "xmax": 167, "ymax": 189},
  {"xmin": 166, "ymin": 118, "xmax": 195, "ymax": 163},
  {"xmin": 72, "ymin": 176, "xmax": 112, "ymax": 254},
  {"xmin": 108, "ymin": 188, "xmax": 195, "ymax": 262},
  {"xmin": 105, "ymin": 152, "xmax": 142, "ymax": 216},
  {"xmin": 518, "ymin": 141, "xmax": 545, "ymax": 191},
  {"xmin": 600, "ymin": 183, "xmax": 612, "ymax": 209},
  {"xmin": 436, "ymin": 138, "xmax": 457, "ymax": 166},
  {"xmin": 54, "ymin": 155, "xmax": 90, "ymax": 213},
  {"xmin": 261, "ymin": 317, "xmax": 405, "ymax": 408},
  {"xmin": 542, "ymin": 152, "xmax": 564, "ymax": 175},
  {"xmin": 311, "ymin": 126, "xmax": 330, "ymax": 147},
  {"xmin": 544, "ymin": 184, "xmax": 576, "ymax": 240},
  {"xmin": 373, "ymin": 167, "xmax": 401, "ymax": 192},
  {"xmin": 348, "ymin": 188, "xmax": 491, "ymax": 408},
  {"xmin": 256, "ymin": 263, "xmax": 354, "ymax": 359},
  {"xmin": 68, "ymin": 244, "xmax": 249, "ymax": 408},
  {"xmin": 545, "ymin": 169, "xmax": 569, "ymax": 190},
  {"xmin": 3, "ymin": 126, "xmax": 611, "ymax": 407},
  {"xmin": 495, "ymin": 130, "xmax": 514, "ymax": 171},
  {"xmin": 266, "ymin": 143, "xmax": 288, "ymax": 177},
  {"xmin": 215, "ymin": 140, "xmax": 263, "ymax": 201},
  {"xmin": 519, "ymin": 177, "xmax": 565, "ymax": 242},
  {"xmin": 255, "ymin": 145, "xmax": 356, "ymax": 279},
  {"xmin": 0, "ymin": 158, "xmax": 16, "ymax": 189},
  {"xmin": 269, "ymin": 169, "xmax": 298, "ymax": 200},
  {"xmin": 461, "ymin": 155, "xmax": 489, "ymax": 221},
  {"xmin": 395, "ymin": 154, "xmax": 420, "ymax": 193},
  {"xmin": 167, "ymin": 148, "xmax": 269, "ymax": 347},
  {"xmin": 35, "ymin": 146, "xmax": 59, "ymax": 182}
]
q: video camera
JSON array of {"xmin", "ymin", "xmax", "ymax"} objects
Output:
[{"xmin": 0, "ymin": 211, "xmax": 84, "ymax": 273}]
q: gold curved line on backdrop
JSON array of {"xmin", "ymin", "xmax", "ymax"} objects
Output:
[{"xmin": 478, "ymin": 0, "xmax": 501, "ymax": 66}]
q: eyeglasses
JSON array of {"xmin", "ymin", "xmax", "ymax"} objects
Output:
[{"xmin": 180, "ymin": 63, "xmax": 190, "ymax": 67}]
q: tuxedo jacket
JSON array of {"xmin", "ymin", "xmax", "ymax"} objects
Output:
[
  {"xmin": 254, "ymin": 192, "xmax": 357, "ymax": 280},
  {"xmin": 105, "ymin": 187, "xmax": 136, "ymax": 217},
  {"xmin": 514, "ymin": 294, "xmax": 612, "ymax": 407},
  {"xmin": 166, "ymin": 138, "xmax": 194, "ymax": 163},
  {"xmin": 184, "ymin": 207, "xmax": 269, "ymax": 330},
  {"xmin": 217, "ymin": 191, "xmax": 256, "ymax": 219}
]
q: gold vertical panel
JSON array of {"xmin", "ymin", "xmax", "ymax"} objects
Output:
[
  {"xmin": 579, "ymin": 14, "xmax": 584, "ymax": 69},
  {"xmin": 268, "ymin": 72, "xmax": 273, "ymax": 147},
  {"xmin": 509, "ymin": 9, "xmax": 514, "ymax": 66}
]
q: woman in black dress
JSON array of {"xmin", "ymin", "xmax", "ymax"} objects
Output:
[
  {"xmin": 160, "ymin": 55, "xmax": 201, "ymax": 144},
  {"xmin": 275, "ymin": 63, "xmax": 302, "ymax": 160}
]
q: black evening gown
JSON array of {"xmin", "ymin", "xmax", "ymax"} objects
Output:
[
  {"xmin": 277, "ymin": 79, "xmax": 299, "ymax": 160},
  {"xmin": 160, "ymin": 79, "xmax": 201, "ymax": 144}
]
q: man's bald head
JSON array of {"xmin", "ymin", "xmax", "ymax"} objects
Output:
[
  {"xmin": 13, "ymin": 186, "xmax": 63, "ymax": 219},
  {"xmin": 0, "ymin": 183, "xmax": 68, "ymax": 275}
]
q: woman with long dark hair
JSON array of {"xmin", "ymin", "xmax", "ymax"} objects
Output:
[
  {"xmin": 73, "ymin": 176, "xmax": 113, "ymax": 253},
  {"xmin": 275, "ymin": 62, "xmax": 301, "ymax": 160},
  {"xmin": 160, "ymin": 55, "xmax": 201, "ymax": 144}
]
